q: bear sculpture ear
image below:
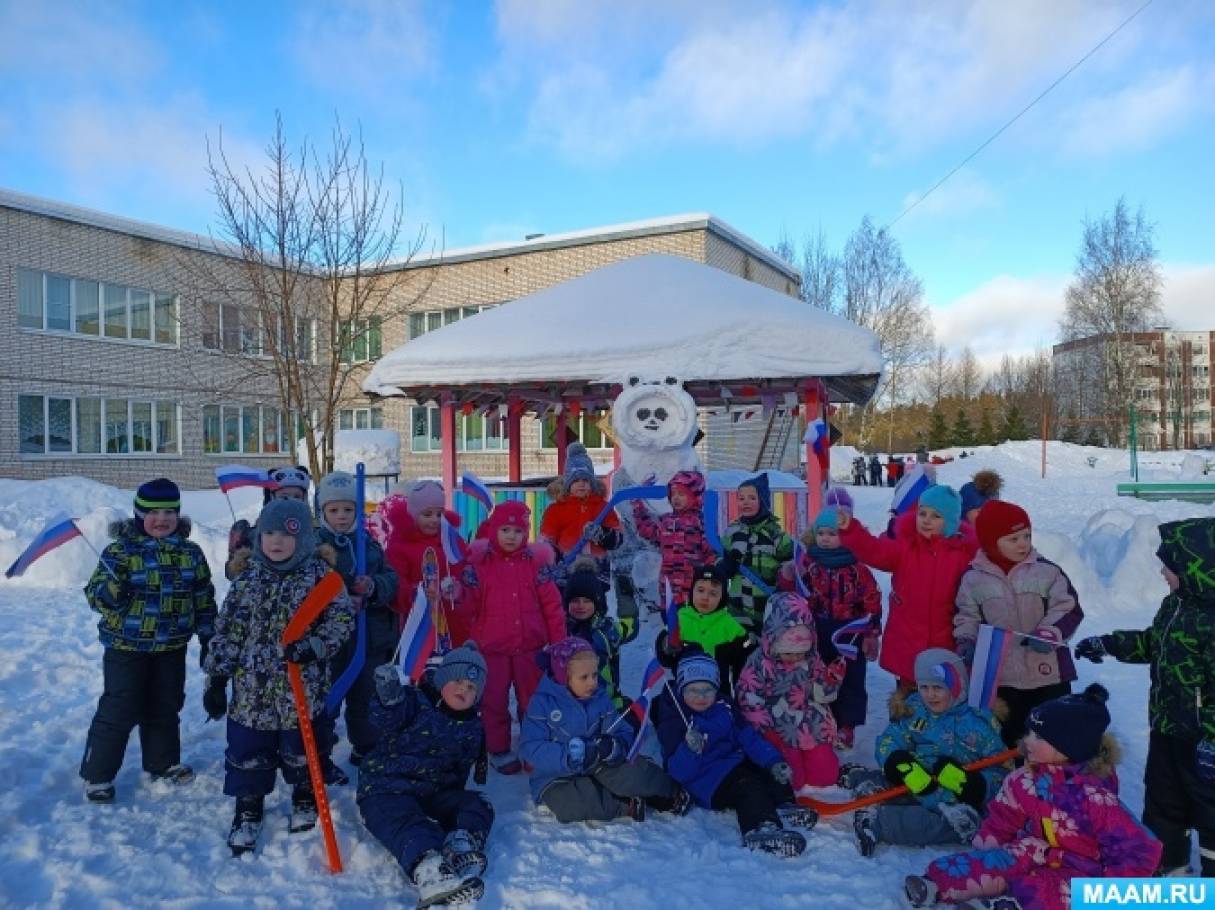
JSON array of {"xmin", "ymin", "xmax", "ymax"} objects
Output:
[
  {"xmin": 628, "ymin": 376, "xmax": 641, "ymax": 387},
  {"xmin": 664, "ymin": 376, "xmax": 678, "ymax": 385}
]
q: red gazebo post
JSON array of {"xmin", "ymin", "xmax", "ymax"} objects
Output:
[
  {"xmin": 803, "ymin": 380, "xmax": 825, "ymax": 521},
  {"xmin": 440, "ymin": 395, "xmax": 457, "ymax": 508},
  {"xmin": 507, "ymin": 397, "xmax": 523, "ymax": 484},
  {"xmin": 555, "ymin": 409, "xmax": 569, "ymax": 475}
]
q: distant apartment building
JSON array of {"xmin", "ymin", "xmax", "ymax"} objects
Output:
[
  {"xmin": 1053, "ymin": 329, "xmax": 1214, "ymax": 450},
  {"xmin": 1, "ymin": 187, "xmax": 801, "ymax": 488}
]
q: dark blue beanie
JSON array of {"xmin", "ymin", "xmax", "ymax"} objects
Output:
[
  {"xmin": 134, "ymin": 478, "xmax": 181, "ymax": 518},
  {"xmin": 1027, "ymin": 683, "xmax": 1110, "ymax": 763}
]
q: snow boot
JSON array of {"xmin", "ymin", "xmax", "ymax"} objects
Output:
[
  {"xmin": 904, "ymin": 874, "xmax": 939, "ymax": 907},
  {"xmin": 85, "ymin": 781, "xmax": 115, "ymax": 803},
  {"xmin": 442, "ymin": 829, "xmax": 487, "ymax": 881},
  {"xmin": 938, "ymin": 801, "xmax": 981, "ymax": 844},
  {"xmin": 834, "ymin": 726, "xmax": 855, "ymax": 751},
  {"xmin": 836, "ymin": 762, "xmax": 870, "ymax": 789},
  {"xmin": 289, "ymin": 783, "xmax": 318, "ymax": 833},
  {"xmin": 228, "ymin": 796, "xmax": 265, "ymax": 857},
  {"xmin": 349, "ymin": 748, "xmax": 364, "ymax": 767},
  {"xmin": 623, "ymin": 796, "xmax": 646, "ymax": 822},
  {"xmin": 150, "ymin": 763, "xmax": 194, "ymax": 785},
  {"xmin": 323, "ymin": 757, "xmax": 349, "ymax": 786},
  {"xmin": 667, "ymin": 786, "xmax": 694, "ymax": 816},
  {"xmin": 854, "ymin": 807, "xmax": 878, "ymax": 857},
  {"xmin": 412, "ymin": 851, "xmax": 485, "ymax": 909},
  {"xmin": 742, "ymin": 822, "xmax": 806, "ymax": 858},
  {"xmin": 776, "ymin": 803, "xmax": 818, "ymax": 829},
  {"xmin": 490, "ymin": 751, "xmax": 522, "ymax": 775}
]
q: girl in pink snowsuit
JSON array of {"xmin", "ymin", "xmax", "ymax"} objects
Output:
[
  {"xmin": 632, "ymin": 470, "xmax": 716, "ymax": 607},
  {"xmin": 905, "ymin": 684, "xmax": 1162, "ymax": 910},
  {"xmin": 456, "ymin": 500, "xmax": 565, "ymax": 774}
]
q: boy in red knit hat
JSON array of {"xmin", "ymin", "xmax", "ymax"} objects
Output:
[{"xmin": 953, "ymin": 499, "xmax": 1085, "ymax": 746}]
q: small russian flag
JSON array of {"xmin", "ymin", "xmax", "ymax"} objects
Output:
[
  {"xmin": 663, "ymin": 578, "xmax": 682, "ymax": 649},
  {"xmin": 440, "ymin": 515, "xmax": 466, "ymax": 566},
  {"xmin": 891, "ymin": 466, "xmax": 934, "ymax": 516},
  {"xmin": 396, "ymin": 583, "xmax": 436, "ymax": 683},
  {"xmin": 460, "ymin": 472, "xmax": 495, "ymax": 513},
  {"xmin": 5, "ymin": 513, "xmax": 83, "ymax": 578},
  {"xmin": 626, "ymin": 695, "xmax": 652, "ymax": 762},
  {"xmin": 830, "ymin": 615, "xmax": 875, "ymax": 660},
  {"xmin": 968, "ymin": 624, "xmax": 1013, "ymax": 710},
  {"xmin": 803, "ymin": 418, "xmax": 828, "ymax": 457},
  {"xmin": 215, "ymin": 464, "xmax": 275, "ymax": 495}
]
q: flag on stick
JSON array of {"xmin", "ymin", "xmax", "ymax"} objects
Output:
[
  {"xmin": 396, "ymin": 584, "xmax": 437, "ymax": 683},
  {"xmin": 215, "ymin": 464, "xmax": 275, "ymax": 494},
  {"xmin": 5, "ymin": 513, "xmax": 83, "ymax": 578},
  {"xmin": 460, "ymin": 473, "xmax": 495, "ymax": 513},
  {"xmin": 968, "ymin": 624, "xmax": 1013, "ymax": 709},
  {"xmin": 440, "ymin": 515, "xmax": 467, "ymax": 565}
]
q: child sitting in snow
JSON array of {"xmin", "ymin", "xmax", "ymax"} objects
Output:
[
  {"xmin": 202, "ymin": 498, "xmax": 355, "ymax": 855},
  {"xmin": 225, "ymin": 465, "xmax": 311, "ymax": 580},
  {"xmin": 779, "ymin": 506, "xmax": 882, "ymax": 749},
  {"xmin": 358, "ymin": 644, "xmax": 492, "ymax": 909},
  {"xmin": 455, "ymin": 500, "xmax": 565, "ymax": 774},
  {"xmin": 652, "ymin": 649, "xmax": 816, "ymax": 856},
  {"xmin": 735, "ymin": 592, "xmax": 847, "ymax": 789},
  {"xmin": 843, "ymin": 648, "xmax": 1008, "ymax": 858},
  {"xmin": 632, "ymin": 469, "xmax": 716, "ymax": 608},
  {"xmin": 905, "ymin": 684, "xmax": 1162, "ymax": 910},
  {"xmin": 520, "ymin": 637, "xmax": 688, "ymax": 823},
  {"xmin": 955, "ymin": 499, "xmax": 1083, "ymax": 746},
  {"xmin": 1075, "ymin": 516, "xmax": 1215, "ymax": 876},
  {"xmin": 838, "ymin": 484, "xmax": 978, "ymax": 690},
  {"xmin": 563, "ymin": 567, "xmax": 625, "ymax": 704},
  {"xmin": 722, "ymin": 473, "xmax": 793, "ymax": 633},
  {"xmin": 80, "ymin": 478, "xmax": 216, "ymax": 802},
  {"xmin": 540, "ymin": 443, "xmax": 622, "ymax": 589},
  {"xmin": 655, "ymin": 561, "xmax": 751, "ymax": 699}
]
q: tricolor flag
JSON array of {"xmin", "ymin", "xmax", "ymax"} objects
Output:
[
  {"xmin": 663, "ymin": 578, "xmax": 681, "ymax": 649},
  {"xmin": 891, "ymin": 466, "xmax": 934, "ymax": 516},
  {"xmin": 626, "ymin": 658, "xmax": 667, "ymax": 761},
  {"xmin": 5, "ymin": 513, "xmax": 83, "ymax": 578},
  {"xmin": 803, "ymin": 418, "xmax": 828, "ymax": 457},
  {"xmin": 396, "ymin": 583, "xmax": 437, "ymax": 683},
  {"xmin": 215, "ymin": 464, "xmax": 275, "ymax": 494},
  {"xmin": 830, "ymin": 615, "xmax": 875, "ymax": 661},
  {"xmin": 460, "ymin": 472, "xmax": 495, "ymax": 513},
  {"xmin": 440, "ymin": 515, "xmax": 466, "ymax": 566},
  {"xmin": 968, "ymin": 624, "xmax": 1013, "ymax": 709}
]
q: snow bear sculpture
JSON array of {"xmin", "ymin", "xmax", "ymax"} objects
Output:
[{"xmin": 610, "ymin": 375, "xmax": 701, "ymax": 489}]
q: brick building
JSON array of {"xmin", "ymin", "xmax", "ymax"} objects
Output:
[{"xmin": 2, "ymin": 187, "xmax": 800, "ymax": 487}]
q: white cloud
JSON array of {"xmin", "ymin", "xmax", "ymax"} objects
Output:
[
  {"xmin": 1160, "ymin": 263, "xmax": 1215, "ymax": 330},
  {"xmin": 900, "ymin": 169, "xmax": 1000, "ymax": 221},
  {"xmin": 0, "ymin": 1, "xmax": 162, "ymax": 84}
]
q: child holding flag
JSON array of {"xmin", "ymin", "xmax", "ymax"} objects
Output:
[
  {"xmin": 842, "ymin": 648, "xmax": 1007, "ymax": 858},
  {"xmin": 224, "ymin": 465, "xmax": 311, "ymax": 580},
  {"xmin": 80, "ymin": 478, "xmax": 216, "ymax": 803},
  {"xmin": 721, "ymin": 473, "xmax": 793, "ymax": 632},
  {"xmin": 562, "ymin": 567, "xmax": 626, "ymax": 704},
  {"xmin": 632, "ymin": 470, "xmax": 716, "ymax": 608},
  {"xmin": 954, "ymin": 499, "xmax": 1083, "ymax": 746},
  {"xmin": 652, "ymin": 649, "xmax": 815, "ymax": 856},
  {"xmin": 655, "ymin": 561, "xmax": 752, "ymax": 699},
  {"xmin": 520, "ymin": 637, "xmax": 687, "ymax": 823},
  {"xmin": 540, "ymin": 442, "xmax": 622, "ymax": 589}
]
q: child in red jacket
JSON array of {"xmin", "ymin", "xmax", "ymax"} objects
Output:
[
  {"xmin": 456, "ymin": 500, "xmax": 565, "ymax": 774},
  {"xmin": 540, "ymin": 443, "xmax": 622, "ymax": 587},
  {"xmin": 632, "ymin": 470, "xmax": 716, "ymax": 607},
  {"xmin": 838, "ymin": 485, "xmax": 977, "ymax": 691}
]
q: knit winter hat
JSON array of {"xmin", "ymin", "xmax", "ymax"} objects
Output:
[
  {"xmin": 270, "ymin": 466, "xmax": 310, "ymax": 495},
  {"xmin": 433, "ymin": 641, "xmax": 489, "ymax": 703},
  {"xmin": 134, "ymin": 478, "xmax": 180, "ymax": 519},
  {"xmin": 812, "ymin": 507, "xmax": 840, "ymax": 532},
  {"xmin": 548, "ymin": 636, "xmax": 597, "ymax": 686},
  {"xmin": 739, "ymin": 473, "xmax": 771, "ymax": 514},
  {"xmin": 959, "ymin": 470, "xmax": 1004, "ymax": 516},
  {"xmin": 918, "ymin": 484, "xmax": 962, "ymax": 537},
  {"xmin": 691, "ymin": 560, "xmax": 732, "ymax": 591},
  {"xmin": 676, "ymin": 650, "xmax": 720, "ymax": 693},
  {"xmin": 668, "ymin": 470, "xmax": 706, "ymax": 507},
  {"xmin": 562, "ymin": 443, "xmax": 596, "ymax": 493},
  {"xmin": 913, "ymin": 648, "xmax": 969, "ymax": 708},
  {"xmin": 563, "ymin": 569, "xmax": 607, "ymax": 615},
  {"xmin": 316, "ymin": 471, "xmax": 357, "ymax": 510},
  {"xmin": 485, "ymin": 500, "xmax": 531, "ymax": 539},
  {"xmin": 1027, "ymin": 683, "xmax": 1110, "ymax": 763},
  {"xmin": 253, "ymin": 499, "xmax": 316, "ymax": 573},
  {"xmin": 824, "ymin": 486, "xmax": 854, "ymax": 517},
  {"xmin": 404, "ymin": 479, "xmax": 445, "ymax": 519},
  {"xmin": 976, "ymin": 500, "xmax": 1031, "ymax": 562}
]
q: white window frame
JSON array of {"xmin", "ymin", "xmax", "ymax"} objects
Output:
[
  {"xmin": 409, "ymin": 405, "xmax": 506, "ymax": 453},
  {"xmin": 17, "ymin": 394, "xmax": 181, "ymax": 458},
  {"xmin": 408, "ymin": 304, "xmax": 496, "ymax": 340},
  {"xmin": 17, "ymin": 268, "xmax": 179, "ymax": 348}
]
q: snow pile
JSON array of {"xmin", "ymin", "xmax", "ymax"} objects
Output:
[{"xmin": 707, "ymin": 468, "xmax": 804, "ymax": 491}]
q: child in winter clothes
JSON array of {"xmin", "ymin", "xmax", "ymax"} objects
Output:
[
  {"xmin": 1075, "ymin": 516, "xmax": 1215, "ymax": 876},
  {"xmin": 652, "ymin": 650, "xmax": 815, "ymax": 856},
  {"xmin": 202, "ymin": 498, "xmax": 355, "ymax": 854},
  {"xmin": 845, "ymin": 648, "xmax": 1008, "ymax": 858},
  {"xmin": 225, "ymin": 465, "xmax": 311, "ymax": 580},
  {"xmin": 905, "ymin": 684, "xmax": 1162, "ymax": 910},
  {"xmin": 839, "ymin": 484, "xmax": 979, "ymax": 690},
  {"xmin": 955, "ymin": 500, "xmax": 1083, "ymax": 746},
  {"xmin": 314, "ymin": 471, "xmax": 400, "ymax": 763},
  {"xmin": 735, "ymin": 592, "xmax": 847, "ymax": 788},
  {"xmin": 520, "ymin": 637, "xmax": 686, "ymax": 822},
  {"xmin": 722, "ymin": 473, "xmax": 794, "ymax": 633},
  {"xmin": 80, "ymin": 478, "xmax": 216, "ymax": 802},
  {"xmin": 632, "ymin": 469, "xmax": 716, "ymax": 607},
  {"xmin": 456, "ymin": 500, "xmax": 565, "ymax": 774},
  {"xmin": 563, "ymin": 568, "xmax": 625, "ymax": 703},
  {"xmin": 540, "ymin": 443, "xmax": 622, "ymax": 588},
  {"xmin": 958, "ymin": 469, "xmax": 1004, "ymax": 526},
  {"xmin": 359, "ymin": 644, "xmax": 493, "ymax": 908},
  {"xmin": 656, "ymin": 561, "xmax": 751, "ymax": 699}
]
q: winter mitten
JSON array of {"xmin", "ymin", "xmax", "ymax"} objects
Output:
[
  {"xmin": 770, "ymin": 761, "xmax": 794, "ymax": 785},
  {"xmin": 197, "ymin": 634, "xmax": 214, "ymax": 669},
  {"xmin": 861, "ymin": 633, "xmax": 881, "ymax": 662},
  {"xmin": 567, "ymin": 737, "xmax": 588, "ymax": 772},
  {"xmin": 374, "ymin": 664, "xmax": 406, "ymax": 705},
  {"xmin": 1197, "ymin": 741, "xmax": 1215, "ymax": 783},
  {"xmin": 439, "ymin": 576, "xmax": 461, "ymax": 600},
  {"xmin": 933, "ymin": 756, "xmax": 986, "ymax": 809},
  {"xmin": 203, "ymin": 676, "xmax": 228, "ymax": 721},
  {"xmin": 588, "ymin": 734, "xmax": 624, "ymax": 768},
  {"xmin": 1025, "ymin": 627, "xmax": 1060, "ymax": 654},
  {"xmin": 583, "ymin": 522, "xmax": 606, "ymax": 546},
  {"xmin": 956, "ymin": 638, "xmax": 976, "ymax": 664},
  {"xmin": 684, "ymin": 726, "xmax": 706, "ymax": 754},
  {"xmin": 284, "ymin": 636, "xmax": 325, "ymax": 665},
  {"xmin": 884, "ymin": 750, "xmax": 937, "ymax": 795},
  {"xmin": 1074, "ymin": 636, "xmax": 1107, "ymax": 663}
]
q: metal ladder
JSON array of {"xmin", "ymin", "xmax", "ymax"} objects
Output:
[{"xmin": 753, "ymin": 407, "xmax": 797, "ymax": 471}]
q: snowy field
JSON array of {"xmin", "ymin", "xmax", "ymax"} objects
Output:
[{"xmin": 1, "ymin": 442, "xmax": 1213, "ymax": 909}]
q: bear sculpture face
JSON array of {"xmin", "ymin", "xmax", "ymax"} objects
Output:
[{"xmin": 612, "ymin": 376, "xmax": 698, "ymax": 453}]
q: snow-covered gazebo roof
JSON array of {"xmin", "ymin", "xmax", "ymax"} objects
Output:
[{"xmin": 365, "ymin": 254, "xmax": 883, "ymax": 410}]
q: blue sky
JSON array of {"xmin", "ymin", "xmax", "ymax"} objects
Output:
[{"xmin": 2, "ymin": 0, "xmax": 1213, "ymax": 365}]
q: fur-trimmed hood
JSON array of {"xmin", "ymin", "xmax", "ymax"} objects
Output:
[
  {"xmin": 110, "ymin": 515, "xmax": 193, "ymax": 540},
  {"xmin": 227, "ymin": 542, "xmax": 337, "ymax": 578},
  {"xmin": 887, "ymin": 686, "xmax": 1010, "ymax": 725}
]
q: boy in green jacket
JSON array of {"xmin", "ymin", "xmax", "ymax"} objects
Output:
[{"xmin": 656, "ymin": 562, "xmax": 752, "ymax": 698}]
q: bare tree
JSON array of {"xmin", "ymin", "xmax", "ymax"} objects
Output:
[
  {"xmin": 920, "ymin": 345, "xmax": 955, "ymax": 407},
  {"xmin": 1060, "ymin": 197, "xmax": 1163, "ymax": 445},
  {"xmin": 951, "ymin": 346, "xmax": 983, "ymax": 401},
  {"xmin": 798, "ymin": 228, "xmax": 841, "ymax": 313}
]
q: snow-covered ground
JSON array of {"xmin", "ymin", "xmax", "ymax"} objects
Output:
[{"xmin": 2, "ymin": 442, "xmax": 1213, "ymax": 908}]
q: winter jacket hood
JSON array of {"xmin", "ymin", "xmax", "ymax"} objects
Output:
[{"xmin": 1158, "ymin": 518, "xmax": 1215, "ymax": 602}]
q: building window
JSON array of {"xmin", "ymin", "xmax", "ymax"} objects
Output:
[
  {"xmin": 540, "ymin": 411, "xmax": 611, "ymax": 450},
  {"xmin": 339, "ymin": 407, "xmax": 384, "ymax": 430},
  {"xmin": 16, "ymin": 268, "xmax": 178, "ymax": 346},
  {"xmin": 408, "ymin": 304, "xmax": 496, "ymax": 340},
  {"xmin": 202, "ymin": 404, "xmax": 303, "ymax": 456},
  {"xmin": 18, "ymin": 394, "xmax": 179, "ymax": 457},
  {"xmin": 339, "ymin": 317, "xmax": 383, "ymax": 363},
  {"xmin": 201, "ymin": 303, "xmax": 315, "ymax": 363},
  {"xmin": 409, "ymin": 405, "xmax": 506, "ymax": 452}
]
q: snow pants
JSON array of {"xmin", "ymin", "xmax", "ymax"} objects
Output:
[
  {"xmin": 924, "ymin": 845, "xmax": 1071, "ymax": 910},
  {"xmin": 1144, "ymin": 731, "xmax": 1215, "ymax": 875},
  {"xmin": 763, "ymin": 730, "xmax": 839, "ymax": 788},
  {"xmin": 482, "ymin": 652, "xmax": 543, "ymax": 754},
  {"xmin": 710, "ymin": 760, "xmax": 795, "ymax": 836},
  {"xmin": 815, "ymin": 615, "xmax": 870, "ymax": 730},
  {"xmin": 80, "ymin": 647, "xmax": 186, "ymax": 783},
  {"xmin": 223, "ymin": 718, "xmax": 310, "ymax": 798},
  {"xmin": 849, "ymin": 768, "xmax": 963, "ymax": 846},
  {"xmin": 360, "ymin": 787, "xmax": 493, "ymax": 876},
  {"xmin": 996, "ymin": 682, "xmax": 1071, "ymax": 748},
  {"xmin": 540, "ymin": 758, "xmax": 678, "ymax": 823},
  {"xmin": 327, "ymin": 608, "xmax": 398, "ymax": 755}
]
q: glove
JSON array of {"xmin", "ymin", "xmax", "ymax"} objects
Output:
[
  {"xmin": 1197, "ymin": 741, "xmax": 1215, "ymax": 783},
  {"xmin": 351, "ymin": 575, "xmax": 373, "ymax": 595},
  {"xmin": 956, "ymin": 638, "xmax": 976, "ymax": 664},
  {"xmin": 284, "ymin": 636, "xmax": 325, "ymax": 664},
  {"xmin": 1025, "ymin": 627, "xmax": 1060, "ymax": 654},
  {"xmin": 618, "ymin": 615, "xmax": 637, "ymax": 644},
  {"xmin": 567, "ymin": 736, "xmax": 588, "ymax": 771},
  {"xmin": 198, "ymin": 634, "xmax": 213, "ymax": 670},
  {"xmin": 583, "ymin": 522, "xmax": 606, "ymax": 546},
  {"xmin": 684, "ymin": 726, "xmax": 706, "ymax": 754},
  {"xmin": 884, "ymin": 749, "xmax": 937, "ymax": 795},
  {"xmin": 862, "ymin": 633, "xmax": 881, "ymax": 662},
  {"xmin": 1074, "ymin": 636, "xmax": 1107, "ymax": 663},
  {"xmin": 770, "ymin": 761, "xmax": 793, "ymax": 785},
  {"xmin": 933, "ymin": 756, "xmax": 986, "ymax": 809},
  {"xmin": 374, "ymin": 663, "xmax": 406, "ymax": 705},
  {"xmin": 203, "ymin": 676, "xmax": 228, "ymax": 721},
  {"xmin": 588, "ymin": 734, "xmax": 624, "ymax": 768}
]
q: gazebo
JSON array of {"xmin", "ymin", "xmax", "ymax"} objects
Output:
[{"xmin": 364, "ymin": 254, "xmax": 884, "ymax": 519}]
